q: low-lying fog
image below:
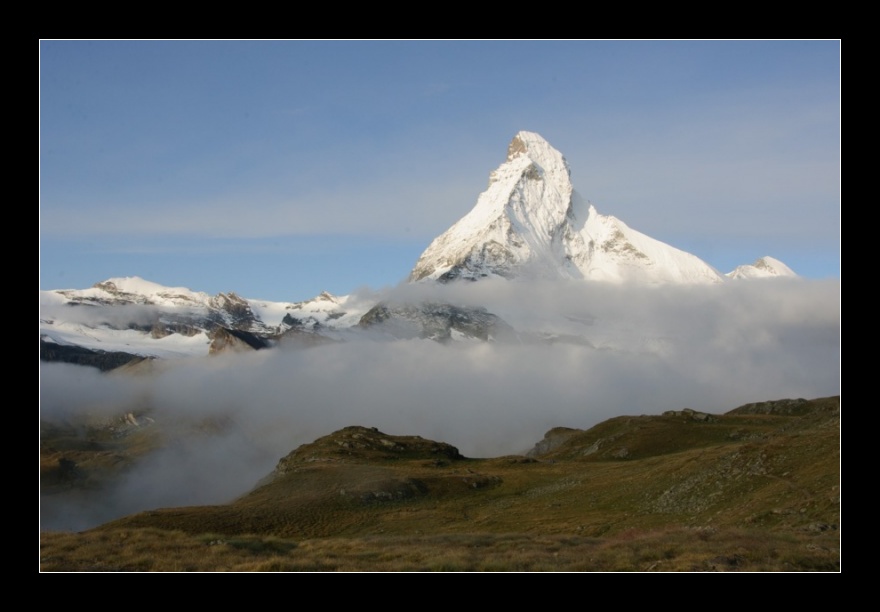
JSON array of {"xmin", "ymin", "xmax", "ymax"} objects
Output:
[{"xmin": 40, "ymin": 278, "xmax": 840, "ymax": 531}]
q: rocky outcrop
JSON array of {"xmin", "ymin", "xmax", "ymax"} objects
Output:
[
  {"xmin": 726, "ymin": 396, "xmax": 841, "ymax": 417},
  {"xmin": 39, "ymin": 338, "xmax": 148, "ymax": 371},
  {"xmin": 208, "ymin": 292, "xmax": 260, "ymax": 330},
  {"xmin": 358, "ymin": 302, "xmax": 515, "ymax": 342},
  {"xmin": 662, "ymin": 408, "xmax": 718, "ymax": 422},
  {"xmin": 274, "ymin": 426, "xmax": 464, "ymax": 473},
  {"xmin": 526, "ymin": 427, "xmax": 582, "ymax": 457},
  {"xmin": 208, "ymin": 328, "xmax": 272, "ymax": 355}
]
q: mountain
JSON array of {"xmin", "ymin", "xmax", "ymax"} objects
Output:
[
  {"xmin": 39, "ymin": 278, "xmax": 513, "ymax": 364},
  {"xmin": 39, "ymin": 132, "xmax": 801, "ymax": 366},
  {"xmin": 726, "ymin": 256, "xmax": 798, "ymax": 280},
  {"xmin": 410, "ymin": 131, "xmax": 726, "ymax": 284},
  {"xmin": 358, "ymin": 302, "xmax": 515, "ymax": 342},
  {"xmin": 39, "ymin": 278, "xmax": 372, "ymax": 362}
]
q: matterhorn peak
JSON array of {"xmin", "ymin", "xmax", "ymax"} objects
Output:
[
  {"xmin": 507, "ymin": 131, "xmax": 568, "ymax": 169},
  {"xmin": 506, "ymin": 131, "xmax": 533, "ymax": 161},
  {"xmin": 502, "ymin": 131, "xmax": 572, "ymax": 192},
  {"xmin": 409, "ymin": 132, "xmax": 725, "ymax": 285}
]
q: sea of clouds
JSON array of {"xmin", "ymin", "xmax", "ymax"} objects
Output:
[{"xmin": 40, "ymin": 278, "xmax": 840, "ymax": 530}]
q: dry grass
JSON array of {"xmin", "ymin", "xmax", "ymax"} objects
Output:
[
  {"xmin": 41, "ymin": 397, "xmax": 840, "ymax": 572},
  {"xmin": 40, "ymin": 527, "xmax": 839, "ymax": 572}
]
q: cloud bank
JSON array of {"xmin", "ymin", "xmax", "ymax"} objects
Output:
[{"xmin": 40, "ymin": 278, "xmax": 840, "ymax": 530}]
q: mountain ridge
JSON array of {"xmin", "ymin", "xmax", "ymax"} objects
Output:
[
  {"xmin": 41, "ymin": 395, "xmax": 840, "ymax": 571},
  {"xmin": 409, "ymin": 131, "xmax": 754, "ymax": 285},
  {"xmin": 39, "ymin": 132, "xmax": 799, "ymax": 365}
]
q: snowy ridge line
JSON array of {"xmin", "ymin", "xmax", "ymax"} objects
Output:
[
  {"xmin": 410, "ymin": 131, "xmax": 794, "ymax": 284},
  {"xmin": 39, "ymin": 132, "xmax": 798, "ymax": 362}
]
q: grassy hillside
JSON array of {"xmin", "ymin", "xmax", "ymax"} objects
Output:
[{"xmin": 40, "ymin": 396, "xmax": 840, "ymax": 571}]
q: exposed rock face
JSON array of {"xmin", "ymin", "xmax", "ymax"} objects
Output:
[
  {"xmin": 278, "ymin": 291, "xmax": 354, "ymax": 333},
  {"xmin": 208, "ymin": 328, "xmax": 272, "ymax": 355},
  {"xmin": 207, "ymin": 292, "xmax": 260, "ymax": 330},
  {"xmin": 149, "ymin": 321, "xmax": 203, "ymax": 339},
  {"xmin": 526, "ymin": 427, "xmax": 582, "ymax": 457},
  {"xmin": 358, "ymin": 302, "xmax": 515, "ymax": 342}
]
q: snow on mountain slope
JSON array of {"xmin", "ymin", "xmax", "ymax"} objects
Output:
[
  {"xmin": 50, "ymin": 277, "xmax": 230, "ymax": 320},
  {"xmin": 40, "ymin": 321, "xmax": 212, "ymax": 359},
  {"xmin": 726, "ymin": 256, "xmax": 798, "ymax": 279},
  {"xmin": 278, "ymin": 291, "xmax": 372, "ymax": 333},
  {"xmin": 39, "ymin": 278, "xmax": 375, "ymax": 360},
  {"xmin": 39, "ymin": 132, "xmax": 804, "ymax": 365},
  {"xmin": 409, "ymin": 131, "xmax": 725, "ymax": 284}
]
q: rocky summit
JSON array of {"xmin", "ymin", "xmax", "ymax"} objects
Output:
[{"xmin": 409, "ymin": 131, "xmax": 728, "ymax": 284}]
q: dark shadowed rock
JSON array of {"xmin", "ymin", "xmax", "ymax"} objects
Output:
[
  {"xmin": 208, "ymin": 328, "xmax": 272, "ymax": 354},
  {"xmin": 39, "ymin": 339, "xmax": 148, "ymax": 371},
  {"xmin": 358, "ymin": 302, "xmax": 515, "ymax": 342}
]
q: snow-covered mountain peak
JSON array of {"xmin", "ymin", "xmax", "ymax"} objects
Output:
[
  {"xmin": 316, "ymin": 291, "xmax": 339, "ymax": 304},
  {"xmin": 409, "ymin": 132, "xmax": 724, "ymax": 284},
  {"xmin": 90, "ymin": 276, "xmax": 208, "ymax": 303},
  {"xmin": 506, "ymin": 131, "xmax": 571, "ymax": 178},
  {"xmin": 726, "ymin": 256, "xmax": 798, "ymax": 279}
]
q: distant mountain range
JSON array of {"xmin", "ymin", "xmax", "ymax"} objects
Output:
[{"xmin": 39, "ymin": 132, "xmax": 798, "ymax": 367}]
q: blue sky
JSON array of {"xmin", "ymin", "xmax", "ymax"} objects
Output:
[{"xmin": 39, "ymin": 40, "xmax": 840, "ymax": 302}]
